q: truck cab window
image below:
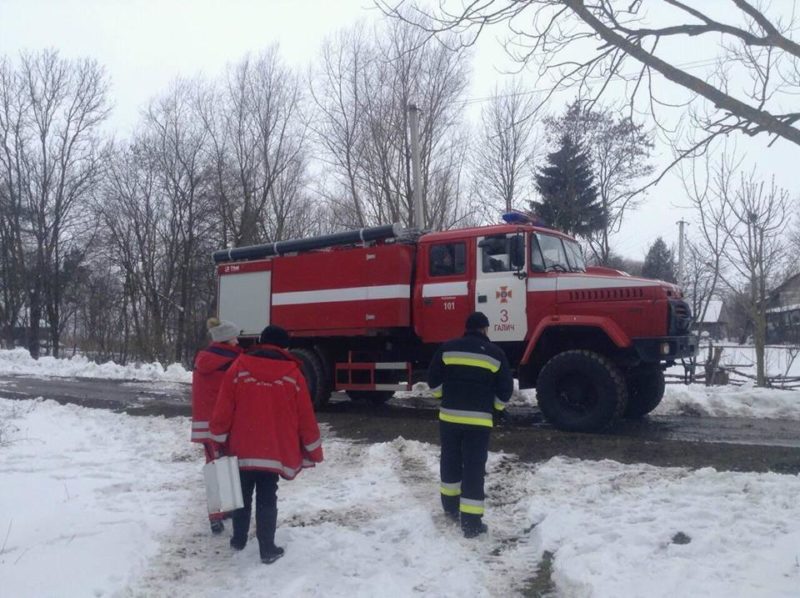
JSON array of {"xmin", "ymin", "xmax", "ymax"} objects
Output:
[
  {"xmin": 535, "ymin": 233, "xmax": 570, "ymax": 272},
  {"xmin": 480, "ymin": 236, "xmax": 514, "ymax": 273},
  {"xmin": 530, "ymin": 236, "xmax": 545, "ymax": 272},
  {"xmin": 563, "ymin": 240, "xmax": 586, "ymax": 272},
  {"xmin": 429, "ymin": 242, "xmax": 466, "ymax": 277}
]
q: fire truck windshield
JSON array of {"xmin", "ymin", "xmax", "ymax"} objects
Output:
[
  {"xmin": 533, "ymin": 233, "xmax": 585, "ymax": 273},
  {"xmin": 563, "ymin": 239, "xmax": 586, "ymax": 272}
]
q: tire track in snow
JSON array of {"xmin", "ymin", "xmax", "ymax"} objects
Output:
[{"xmin": 386, "ymin": 438, "xmax": 549, "ymax": 597}]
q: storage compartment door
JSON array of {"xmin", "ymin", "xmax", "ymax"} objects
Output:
[{"xmin": 218, "ymin": 270, "xmax": 271, "ymax": 335}]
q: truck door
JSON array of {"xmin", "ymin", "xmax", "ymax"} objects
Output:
[
  {"xmin": 416, "ymin": 241, "xmax": 471, "ymax": 342},
  {"xmin": 475, "ymin": 233, "xmax": 527, "ymax": 342}
]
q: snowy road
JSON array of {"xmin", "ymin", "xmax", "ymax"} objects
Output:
[{"xmin": 2, "ymin": 374, "xmax": 800, "ymax": 474}]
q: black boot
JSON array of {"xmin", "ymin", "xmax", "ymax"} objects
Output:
[
  {"xmin": 462, "ymin": 514, "xmax": 488, "ymax": 539},
  {"xmin": 230, "ymin": 506, "xmax": 251, "ymax": 550},
  {"xmin": 462, "ymin": 522, "xmax": 488, "ymax": 538},
  {"xmin": 261, "ymin": 545, "xmax": 285, "ymax": 564}
]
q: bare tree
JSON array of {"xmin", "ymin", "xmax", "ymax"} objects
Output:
[
  {"xmin": 309, "ymin": 25, "xmax": 372, "ymax": 228},
  {"xmin": 683, "ymin": 240, "xmax": 721, "ymax": 331},
  {"xmin": 721, "ymin": 173, "xmax": 789, "ymax": 385},
  {"xmin": 381, "ymin": 1, "xmax": 800, "ymax": 154},
  {"xmin": 686, "ymin": 148, "xmax": 789, "ymax": 385},
  {"xmin": 310, "ymin": 19, "xmax": 475, "ymax": 231},
  {"xmin": 681, "ymin": 151, "xmax": 735, "ymax": 328},
  {"xmin": 201, "ymin": 48, "xmax": 307, "ymax": 247},
  {"xmin": 142, "ymin": 79, "xmax": 215, "ymax": 363},
  {"xmin": 0, "ymin": 50, "xmax": 110, "ymax": 357},
  {"xmin": 471, "ymin": 79, "xmax": 537, "ymax": 216},
  {"xmin": 0, "ymin": 57, "xmax": 26, "ymax": 348},
  {"xmin": 98, "ymin": 141, "xmax": 170, "ymax": 362}
]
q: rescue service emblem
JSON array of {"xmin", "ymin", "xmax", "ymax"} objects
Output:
[{"xmin": 496, "ymin": 286, "xmax": 512, "ymax": 303}]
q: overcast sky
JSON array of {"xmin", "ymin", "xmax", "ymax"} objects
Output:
[{"xmin": 1, "ymin": 0, "xmax": 796, "ymax": 260}]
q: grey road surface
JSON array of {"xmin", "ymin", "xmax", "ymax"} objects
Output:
[{"xmin": 2, "ymin": 374, "xmax": 799, "ymax": 474}]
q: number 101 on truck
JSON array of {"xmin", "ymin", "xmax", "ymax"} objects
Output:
[{"xmin": 213, "ymin": 213, "xmax": 697, "ymax": 433}]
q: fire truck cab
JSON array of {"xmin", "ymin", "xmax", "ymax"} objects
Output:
[{"xmin": 215, "ymin": 220, "xmax": 696, "ymax": 433}]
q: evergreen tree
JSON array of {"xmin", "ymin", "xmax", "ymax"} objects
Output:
[
  {"xmin": 642, "ymin": 237, "xmax": 676, "ymax": 282},
  {"xmin": 531, "ymin": 133, "xmax": 604, "ymax": 238}
]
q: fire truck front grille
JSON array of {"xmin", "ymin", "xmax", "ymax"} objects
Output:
[
  {"xmin": 568, "ymin": 287, "xmax": 645, "ymax": 301},
  {"xmin": 668, "ymin": 299, "xmax": 693, "ymax": 335}
]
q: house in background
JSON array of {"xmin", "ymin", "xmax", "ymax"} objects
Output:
[
  {"xmin": 766, "ymin": 273, "xmax": 800, "ymax": 344},
  {"xmin": 695, "ymin": 299, "xmax": 728, "ymax": 340}
]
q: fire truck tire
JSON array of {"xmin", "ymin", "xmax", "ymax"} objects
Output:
[
  {"xmin": 536, "ymin": 350, "xmax": 627, "ymax": 432},
  {"xmin": 313, "ymin": 346, "xmax": 335, "ymax": 398},
  {"xmin": 347, "ymin": 390, "xmax": 394, "ymax": 405},
  {"xmin": 624, "ymin": 365, "xmax": 665, "ymax": 418},
  {"xmin": 290, "ymin": 348, "xmax": 330, "ymax": 409}
]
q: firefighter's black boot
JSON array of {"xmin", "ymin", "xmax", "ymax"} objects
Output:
[
  {"xmin": 462, "ymin": 522, "xmax": 488, "ymax": 538},
  {"xmin": 462, "ymin": 514, "xmax": 488, "ymax": 539},
  {"xmin": 441, "ymin": 494, "xmax": 460, "ymax": 523}
]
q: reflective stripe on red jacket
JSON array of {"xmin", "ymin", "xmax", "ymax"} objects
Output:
[
  {"xmin": 209, "ymin": 344, "xmax": 324, "ymax": 480},
  {"xmin": 190, "ymin": 342, "xmax": 243, "ymax": 443}
]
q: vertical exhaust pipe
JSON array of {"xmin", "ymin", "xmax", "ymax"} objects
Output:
[{"xmin": 408, "ymin": 103, "xmax": 424, "ymax": 231}]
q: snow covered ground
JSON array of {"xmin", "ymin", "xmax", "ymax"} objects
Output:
[
  {"xmin": 3, "ymin": 347, "xmax": 800, "ymax": 421},
  {"xmin": 1, "ymin": 397, "xmax": 798, "ymax": 597}
]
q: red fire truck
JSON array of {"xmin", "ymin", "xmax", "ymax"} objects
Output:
[{"xmin": 213, "ymin": 218, "xmax": 696, "ymax": 432}]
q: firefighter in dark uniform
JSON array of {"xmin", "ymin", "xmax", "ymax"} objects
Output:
[{"xmin": 428, "ymin": 311, "xmax": 514, "ymax": 538}]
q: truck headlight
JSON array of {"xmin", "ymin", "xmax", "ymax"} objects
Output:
[{"xmin": 660, "ymin": 342, "xmax": 672, "ymax": 355}]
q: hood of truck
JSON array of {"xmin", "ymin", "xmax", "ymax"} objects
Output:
[
  {"xmin": 550, "ymin": 272, "xmax": 682, "ymax": 339},
  {"xmin": 555, "ymin": 272, "xmax": 679, "ymax": 299}
]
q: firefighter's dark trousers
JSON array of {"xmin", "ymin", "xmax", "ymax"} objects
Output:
[
  {"xmin": 232, "ymin": 470, "xmax": 280, "ymax": 558},
  {"xmin": 439, "ymin": 421, "xmax": 491, "ymax": 529}
]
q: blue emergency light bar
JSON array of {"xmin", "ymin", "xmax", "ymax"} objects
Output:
[{"xmin": 501, "ymin": 211, "xmax": 544, "ymax": 226}]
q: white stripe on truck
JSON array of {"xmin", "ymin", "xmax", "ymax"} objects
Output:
[{"xmin": 272, "ymin": 284, "xmax": 410, "ymax": 306}]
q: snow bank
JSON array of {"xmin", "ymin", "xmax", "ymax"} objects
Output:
[
  {"xmin": 511, "ymin": 381, "xmax": 800, "ymax": 421},
  {"xmin": 0, "ymin": 398, "xmax": 196, "ymax": 597},
  {"xmin": 0, "ymin": 348, "xmax": 191, "ymax": 383},
  {"xmin": 520, "ymin": 458, "xmax": 800, "ymax": 597},
  {"xmin": 656, "ymin": 383, "xmax": 800, "ymax": 420}
]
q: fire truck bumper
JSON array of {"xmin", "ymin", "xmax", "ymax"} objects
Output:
[{"xmin": 632, "ymin": 335, "xmax": 698, "ymax": 363}]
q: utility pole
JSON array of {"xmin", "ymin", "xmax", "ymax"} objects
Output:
[
  {"xmin": 676, "ymin": 218, "xmax": 689, "ymax": 286},
  {"xmin": 408, "ymin": 103, "xmax": 424, "ymax": 230}
]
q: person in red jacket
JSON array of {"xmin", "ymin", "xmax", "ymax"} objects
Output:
[
  {"xmin": 191, "ymin": 317, "xmax": 243, "ymax": 534},
  {"xmin": 210, "ymin": 325, "xmax": 324, "ymax": 564}
]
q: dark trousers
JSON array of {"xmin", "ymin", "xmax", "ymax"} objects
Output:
[
  {"xmin": 232, "ymin": 469, "xmax": 280, "ymax": 557},
  {"xmin": 439, "ymin": 422, "xmax": 491, "ymax": 528}
]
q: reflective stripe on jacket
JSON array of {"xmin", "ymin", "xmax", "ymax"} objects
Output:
[
  {"xmin": 209, "ymin": 344, "xmax": 324, "ymax": 480},
  {"xmin": 428, "ymin": 331, "xmax": 514, "ymax": 427}
]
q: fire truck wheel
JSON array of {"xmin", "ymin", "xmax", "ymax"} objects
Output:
[
  {"xmin": 536, "ymin": 350, "xmax": 627, "ymax": 432},
  {"xmin": 346, "ymin": 390, "xmax": 395, "ymax": 405},
  {"xmin": 624, "ymin": 365, "xmax": 665, "ymax": 418},
  {"xmin": 290, "ymin": 348, "xmax": 330, "ymax": 409}
]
